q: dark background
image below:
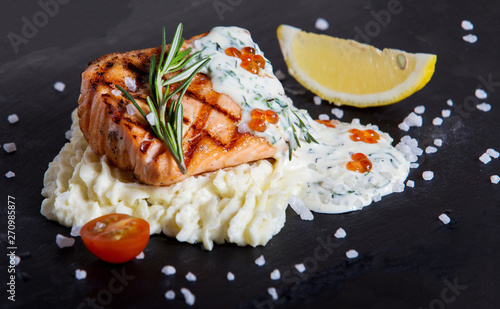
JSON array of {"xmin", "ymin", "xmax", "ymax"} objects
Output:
[{"xmin": 1, "ymin": 0, "xmax": 499, "ymax": 308}]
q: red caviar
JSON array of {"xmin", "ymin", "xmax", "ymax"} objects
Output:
[
  {"xmin": 346, "ymin": 153, "xmax": 372, "ymax": 173},
  {"xmin": 348, "ymin": 129, "xmax": 380, "ymax": 144},
  {"xmin": 225, "ymin": 46, "xmax": 265, "ymax": 74},
  {"xmin": 265, "ymin": 110, "xmax": 279, "ymax": 124},
  {"xmin": 316, "ymin": 120, "xmax": 336, "ymax": 128},
  {"xmin": 247, "ymin": 108, "xmax": 280, "ymax": 132},
  {"xmin": 248, "ymin": 118, "xmax": 267, "ymax": 132}
]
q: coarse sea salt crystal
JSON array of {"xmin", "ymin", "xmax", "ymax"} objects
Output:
[
  {"xmin": 486, "ymin": 148, "xmax": 499, "ymax": 158},
  {"xmin": 56, "ymin": 234, "xmax": 75, "ymax": 248},
  {"xmin": 426, "ymin": 146, "xmax": 438, "ymax": 154},
  {"xmin": 410, "ymin": 163, "xmax": 419, "ymax": 169},
  {"xmin": 185, "ymin": 272, "xmax": 196, "ymax": 282},
  {"xmin": 54, "ymin": 81, "xmax": 66, "ymax": 92},
  {"xmin": 165, "ymin": 290, "xmax": 175, "ymax": 300},
  {"xmin": 491, "ymin": 175, "xmax": 500, "ymax": 184},
  {"xmin": 393, "ymin": 179, "xmax": 405, "ymax": 192},
  {"xmin": 398, "ymin": 121, "xmax": 410, "ymax": 131},
  {"xmin": 274, "ymin": 69, "xmax": 286, "ymax": 81},
  {"xmin": 255, "ymin": 255, "xmax": 266, "ymax": 266},
  {"xmin": 124, "ymin": 77, "xmax": 137, "ymax": 92},
  {"xmin": 346, "ymin": 249, "xmax": 358, "ymax": 259},
  {"xmin": 70, "ymin": 225, "xmax": 81, "ymax": 237},
  {"xmin": 75, "ymin": 269, "xmax": 87, "ymax": 280},
  {"xmin": 331, "ymin": 107, "xmax": 343, "ymax": 119},
  {"xmin": 288, "ymin": 196, "xmax": 314, "ymax": 221},
  {"xmin": 351, "ymin": 118, "xmax": 360, "ymax": 125},
  {"xmin": 126, "ymin": 104, "xmax": 136, "ymax": 115},
  {"xmin": 3, "ymin": 142, "xmax": 17, "ymax": 153},
  {"xmin": 404, "ymin": 112, "xmax": 423, "ymax": 127},
  {"xmin": 5, "ymin": 171, "xmax": 15, "ymax": 178},
  {"xmin": 414, "ymin": 105, "xmax": 425, "ymax": 114},
  {"xmin": 439, "ymin": 213, "xmax": 451, "ymax": 224},
  {"xmin": 479, "ymin": 153, "xmax": 491, "ymax": 164},
  {"xmin": 180, "ymin": 288, "xmax": 195, "ymax": 306},
  {"xmin": 162, "ymin": 265, "xmax": 176, "ymax": 275},
  {"xmin": 422, "ymin": 171, "xmax": 434, "ymax": 180},
  {"xmin": 461, "ymin": 20, "xmax": 474, "ymax": 30},
  {"xmin": 432, "ymin": 117, "xmax": 443, "ymax": 126},
  {"xmin": 315, "ymin": 17, "xmax": 329, "ymax": 31},
  {"xmin": 8, "ymin": 114, "xmax": 19, "ymax": 124},
  {"xmin": 442, "ymin": 109, "xmax": 451, "ymax": 118},
  {"xmin": 475, "ymin": 88, "xmax": 488, "ymax": 99},
  {"xmin": 447, "ymin": 99, "xmax": 454, "ymax": 106},
  {"xmin": 434, "ymin": 139, "xmax": 443, "ymax": 147},
  {"xmin": 406, "ymin": 180, "xmax": 415, "ymax": 188},
  {"xmin": 227, "ymin": 272, "xmax": 235, "ymax": 281},
  {"xmin": 318, "ymin": 114, "xmax": 330, "ymax": 121},
  {"xmin": 65, "ymin": 130, "xmax": 72, "ymax": 140},
  {"xmin": 146, "ymin": 113, "xmax": 156, "ymax": 126},
  {"xmin": 268, "ymin": 287, "xmax": 279, "ymax": 300},
  {"xmin": 313, "ymin": 95, "xmax": 322, "ymax": 105},
  {"xmin": 335, "ymin": 228, "xmax": 346, "ymax": 238},
  {"xmin": 476, "ymin": 103, "xmax": 491, "ymax": 112},
  {"xmin": 295, "ymin": 263, "xmax": 306, "ymax": 273},
  {"xmin": 111, "ymin": 89, "xmax": 122, "ymax": 96},
  {"xmin": 270, "ymin": 269, "xmax": 281, "ymax": 280},
  {"xmin": 135, "ymin": 252, "xmax": 145, "ymax": 259},
  {"xmin": 463, "ymin": 34, "xmax": 477, "ymax": 43}
]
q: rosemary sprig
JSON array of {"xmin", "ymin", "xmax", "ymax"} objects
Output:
[{"xmin": 117, "ymin": 23, "xmax": 210, "ymax": 174}]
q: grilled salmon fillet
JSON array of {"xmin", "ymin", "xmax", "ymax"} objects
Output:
[{"xmin": 77, "ymin": 33, "xmax": 277, "ymax": 186}]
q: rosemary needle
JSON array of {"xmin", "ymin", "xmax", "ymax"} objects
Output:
[{"xmin": 117, "ymin": 23, "xmax": 210, "ymax": 174}]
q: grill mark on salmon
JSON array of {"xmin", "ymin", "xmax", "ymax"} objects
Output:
[{"xmin": 78, "ymin": 33, "xmax": 277, "ymax": 185}]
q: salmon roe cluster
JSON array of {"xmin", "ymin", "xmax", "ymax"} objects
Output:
[
  {"xmin": 248, "ymin": 108, "xmax": 279, "ymax": 132},
  {"xmin": 348, "ymin": 129, "xmax": 380, "ymax": 144},
  {"xmin": 316, "ymin": 119, "xmax": 336, "ymax": 128},
  {"xmin": 346, "ymin": 153, "xmax": 373, "ymax": 173},
  {"xmin": 225, "ymin": 47, "xmax": 266, "ymax": 74}
]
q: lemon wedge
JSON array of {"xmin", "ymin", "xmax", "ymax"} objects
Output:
[{"xmin": 277, "ymin": 24, "xmax": 437, "ymax": 107}]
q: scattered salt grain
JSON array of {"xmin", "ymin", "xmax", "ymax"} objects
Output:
[
  {"xmin": 475, "ymin": 88, "xmax": 488, "ymax": 99},
  {"xmin": 7, "ymin": 114, "xmax": 19, "ymax": 124},
  {"xmin": 268, "ymin": 287, "xmax": 279, "ymax": 300},
  {"xmin": 274, "ymin": 69, "xmax": 286, "ymax": 81},
  {"xmin": 392, "ymin": 179, "xmax": 405, "ymax": 192},
  {"xmin": 3, "ymin": 142, "xmax": 17, "ymax": 153},
  {"xmin": 5, "ymin": 171, "xmax": 15, "ymax": 178},
  {"xmin": 56, "ymin": 234, "xmax": 75, "ymax": 248},
  {"xmin": 422, "ymin": 171, "xmax": 434, "ymax": 181},
  {"xmin": 227, "ymin": 272, "xmax": 235, "ymax": 281},
  {"xmin": 351, "ymin": 118, "xmax": 360, "ymax": 125},
  {"xmin": 479, "ymin": 153, "xmax": 491, "ymax": 164},
  {"xmin": 126, "ymin": 104, "xmax": 136, "ymax": 116},
  {"xmin": 434, "ymin": 139, "xmax": 443, "ymax": 147},
  {"xmin": 75, "ymin": 269, "xmax": 87, "ymax": 280},
  {"xmin": 124, "ymin": 77, "xmax": 137, "ymax": 92},
  {"xmin": 491, "ymin": 175, "xmax": 500, "ymax": 184},
  {"xmin": 255, "ymin": 255, "xmax": 266, "ymax": 266},
  {"xmin": 476, "ymin": 102, "xmax": 491, "ymax": 112},
  {"xmin": 406, "ymin": 180, "xmax": 415, "ymax": 188},
  {"xmin": 288, "ymin": 196, "xmax": 314, "ymax": 220},
  {"xmin": 318, "ymin": 114, "xmax": 330, "ymax": 121},
  {"xmin": 432, "ymin": 117, "xmax": 443, "ymax": 126},
  {"xmin": 398, "ymin": 121, "xmax": 410, "ymax": 132},
  {"xmin": 54, "ymin": 81, "xmax": 66, "ymax": 92},
  {"xmin": 146, "ymin": 113, "xmax": 156, "ymax": 126},
  {"xmin": 315, "ymin": 17, "xmax": 330, "ymax": 31},
  {"xmin": 461, "ymin": 20, "xmax": 474, "ymax": 30},
  {"xmin": 165, "ymin": 290, "xmax": 175, "ymax": 300},
  {"xmin": 486, "ymin": 148, "xmax": 499, "ymax": 158},
  {"xmin": 111, "ymin": 89, "xmax": 122, "ymax": 96},
  {"xmin": 446, "ymin": 99, "xmax": 454, "ymax": 106},
  {"xmin": 396, "ymin": 135, "xmax": 423, "ymax": 163},
  {"xmin": 335, "ymin": 228, "xmax": 346, "ymax": 239},
  {"xmin": 162, "ymin": 265, "xmax": 176, "ymax": 275},
  {"xmin": 438, "ymin": 213, "xmax": 451, "ymax": 225},
  {"xmin": 441, "ymin": 109, "xmax": 451, "ymax": 118},
  {"xmin": 295, "ymin": 263, "xmax": 306, "ymax": 273},
  {"xmin": 331, "ymin": 108, "xmax": 344, "ymax": 119},
  {"xmin": 414, "ymin": 105, "xmax": 425, "ymax": 114},
  {"xmin": 65, "ymin": 130, "xmax": 72, "ymax": 140},
  {"xmin": 180, "ymin": 288, "xmax": 195, "ymax": 306},
  {"xmin": 410, "ymin": 163, "xmax": 419, "ymax": 169},
  {"xmin": 135, "ymin": 251, "xmax": 145, "ymax": 259},
  {"xmin": 404, "ymin": 112, "xmax": 423, "ymax": 127},
  {"xmin": 185, "ymin": 272, "xmax": 196, "ymax": 282},
  {"xmin": 70, "ymin": 225, "xmax": 81, "ymax": 237},
  {"xmin": 346, "ymin": 249, "xmax": 358, "ymax": 259},
  {"xmin": 270, "ymin": 269, "xmax": 281, "ymax": 280},
  {"xmin": 426, "ymin": 146, "xmax": 438, "ymax": 154},
  {"xmin": 463, "ymin": 34, "xmax": 477, "ymax": 43},
  {"xmin": 313, "ymin": 95, "xmax": 322, "ymax": 105}
]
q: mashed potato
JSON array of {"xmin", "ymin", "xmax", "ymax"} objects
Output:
[{"xmin": 41, "ymin": 110, "xmax": 300, "ymax": 250}]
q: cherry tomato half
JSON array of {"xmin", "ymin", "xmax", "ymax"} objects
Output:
[{"xmin": 80, "ymin": 214, "xmax": 150, "ymax": 263}]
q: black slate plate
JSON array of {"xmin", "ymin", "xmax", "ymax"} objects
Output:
[{"xmin": 1, "ymin": 0, "xmax": 499, "ymax": 308}]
